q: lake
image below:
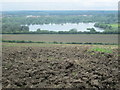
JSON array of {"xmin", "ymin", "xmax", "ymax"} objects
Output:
[{"xmin": 28, "ymin": 23, "xmax": 104, "ymax": 32}]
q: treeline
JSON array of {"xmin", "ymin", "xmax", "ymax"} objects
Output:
[
  {"xmin": 2, "ymin": 24, "xmax": 29, "ymax": 33},
  {"xmin": 3, "ymin": 10, "xmax": 117, "ymax": 15},
  {"xmin": 3, "ymin": 14, "xmax": 117, "ymax": 25},
  {"xmin": 2, "ymin": 40, "xmax": 117, "ymax": 45},
  {"xmin": 2, "ymin": 29, "xmax": 119, "ymax": 34}
]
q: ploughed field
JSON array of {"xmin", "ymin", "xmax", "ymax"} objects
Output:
[
  {"xmin": 2, "ymin": 43, "xmax": 119, "ymax": 89},
  {"xmin": 2, "ymin": 34, "xmax": 118, "ymax": 44}
]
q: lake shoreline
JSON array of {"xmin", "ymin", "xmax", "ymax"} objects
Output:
[{"xmin": 28, "ymin": 23, "xmax": 104, "ymax": 32}]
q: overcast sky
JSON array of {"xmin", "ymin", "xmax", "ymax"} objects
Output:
[{"xmin": 1, "ymin": 0, "xmax": 119, "ymax": 11}]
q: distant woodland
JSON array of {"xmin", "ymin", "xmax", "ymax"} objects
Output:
[{"xmin": 2, "ymin": 10, "xmax": 118, "ymax": 34}]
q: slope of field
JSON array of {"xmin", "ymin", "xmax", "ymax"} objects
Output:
[
  {"xmin": 2, "ymin": 34, "xmax": 118, "ymax": 44},
  {"xmin": 2, "ymin": 43, "xmax": 119, "ymax": 89}
]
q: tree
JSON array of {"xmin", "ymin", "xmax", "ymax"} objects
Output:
[
  {"xmin": 69, "ymin": 28, "xmax": 78, "ymax": 34},
  {"xmin": 21, "ymin": 26, "xmax": 29, "ymax": 32},
  {"xmin": 87, "ymin": 28, "xmax": 96, "ymax": 33},
  {"xmin": 37, "ymin": 28, "xmax": 41, "ymax": 32}
]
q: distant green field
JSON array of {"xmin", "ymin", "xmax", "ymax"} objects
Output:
[{"xmin": 109, "ymin": 24, "xmax": 119, "ymax": 28}]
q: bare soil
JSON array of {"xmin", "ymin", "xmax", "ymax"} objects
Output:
[{"xmin": 2, "ymin": 45, "xmax": 119, "ymax": 89}]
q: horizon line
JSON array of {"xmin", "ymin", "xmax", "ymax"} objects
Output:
[{"xmin": 2, "ymin": 9, "xmax": 118, "ymax": 12}]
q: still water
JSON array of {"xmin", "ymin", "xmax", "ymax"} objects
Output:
[{"xmin": 29, "ymin": 23, "xmax": 104, "ymax": 32}]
